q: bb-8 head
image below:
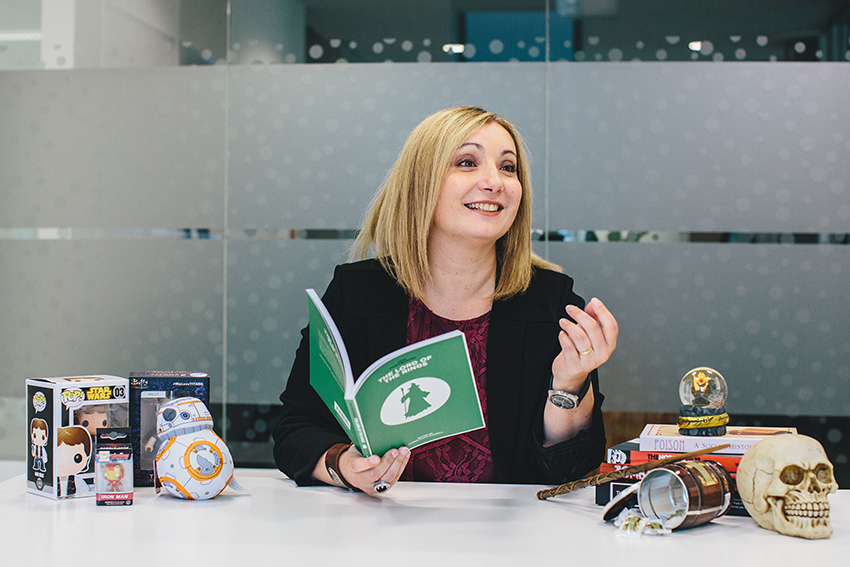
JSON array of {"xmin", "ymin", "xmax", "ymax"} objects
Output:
[{"xmin": 154, "ymin": 397, "xmax": 234, "ymax": 500}]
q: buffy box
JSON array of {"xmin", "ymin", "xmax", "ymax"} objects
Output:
[
  {"xmin": 26, "ymin": 375, "xmax": 130, "ymax": 499},
  {"xmin": 128, "ymin": 371, "xmax": 210, "ymax": 487}
]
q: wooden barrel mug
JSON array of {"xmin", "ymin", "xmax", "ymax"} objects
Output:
[{"xmin": 637, "ymin": 460, "xmax": 733, "ymax": 529}]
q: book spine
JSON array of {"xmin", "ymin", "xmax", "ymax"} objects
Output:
[
  {"xmin": 346, "ymin": 399, "xmax": 372, "ymax": 457},
  {"xmin": 606, "ymin": 447, "xmax": 742, "ymax": 473},
  {"xmin": 638, "ymin": 435, "xmax": 758, "ymax": 455}
]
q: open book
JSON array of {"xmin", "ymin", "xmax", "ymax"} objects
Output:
[{"xmin": 307, "ymin": 289, "xmax": 485, "ymax": 457}]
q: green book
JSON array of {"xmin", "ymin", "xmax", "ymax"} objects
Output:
[{"xmin": 307, "ymin": 289, "xmax": 485, "ymax": 457}]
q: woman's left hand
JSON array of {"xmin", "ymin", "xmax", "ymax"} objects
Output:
[{"xmin": 551, "ymin": 297, "xmax": 618, "ymax": 392}]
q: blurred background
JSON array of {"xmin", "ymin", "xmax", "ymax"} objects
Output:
[{"xmin": 1, "ymin": 0, "xmax": 848, "ymax": 482}]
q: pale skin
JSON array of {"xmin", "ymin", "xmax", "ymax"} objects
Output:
[{"xmin": 313, "ymin": 123, "xmax": 618, "ymax": 493}]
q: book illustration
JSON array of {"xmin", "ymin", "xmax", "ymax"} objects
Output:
[
  {"xmin": 307, "ymin": 289, "xmax": 485, "ymax": 457},
  {"xmin": 381, "ymin": 378, "xmax": 451, "ymax": 425},
  {"xmin": 402, "ymin": 382, "xmax": 431, "ymax": 418}
]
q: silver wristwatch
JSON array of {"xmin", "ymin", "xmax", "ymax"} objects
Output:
[
  {"xmin": 548, "ymin": 376, "xmax": 591, "ymax": 410},
  {"xmin": 327, "ymin": 467, "xmax": 348, "ymax": 488}
]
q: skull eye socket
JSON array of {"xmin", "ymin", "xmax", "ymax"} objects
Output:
[
  {"xmin": 814, "ymin": 464, "xmax": 832, "ymax": 484},
  {"xmin": 780, "ymin": 464, "xmax": 805, "ymax": 485}
]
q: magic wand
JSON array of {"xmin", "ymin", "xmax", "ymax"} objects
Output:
[{"xmin": 536, "ymin": 443, "xmax": 731, "ymax": 500}]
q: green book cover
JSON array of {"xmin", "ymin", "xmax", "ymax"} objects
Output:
[{"xmin": 307, "ymin": 289, "xmax": 485, "ymax": 457}]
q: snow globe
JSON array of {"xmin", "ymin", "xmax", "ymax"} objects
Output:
[{"xmin": 677, "ymin": 367, "xmax": 729, "ymax": 436}]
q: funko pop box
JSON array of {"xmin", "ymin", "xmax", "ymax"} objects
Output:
[
  {"xmin": 26, "ymin": 375, "xmax": 130, "ymax": 500},
  {"xmin": 129, "ymin": 371, "xmax": 210, "ymax": 487}
]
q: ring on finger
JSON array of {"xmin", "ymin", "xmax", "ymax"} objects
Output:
[
  {"xmin": 578, "ymin": 347, "xmax": 593, "ymax": 356},
  {"xmin": 373, "ymin": 479, "xmax": 391, "ymax": 493}
]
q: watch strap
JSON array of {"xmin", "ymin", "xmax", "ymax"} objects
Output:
[
  {"xmin": 325, "ymin": 442, "xmax": 358, "ymax": 490},
  {"xmin": 548, "ymin": 375, "xmax": 591, "ymax": 409}
]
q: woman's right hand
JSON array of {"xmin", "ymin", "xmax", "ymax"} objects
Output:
[{"xmin": 336, "ymin": 445, "xmax": 410, "ymax": 495}]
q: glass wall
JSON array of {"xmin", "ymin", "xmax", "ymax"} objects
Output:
[{"xmin": 1, "ymin": 0, "xmax": 849, "ymax": 470}]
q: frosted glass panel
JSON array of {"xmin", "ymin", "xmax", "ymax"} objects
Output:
[
  {"xmin": 0, "ymin": 240, "xmax": 224, "ymax": 400},
  {"xmin": 4, "ymin": 0, "xmax": 849, "ymax": 465},
  {"xmin": 549, "ymin": 63, "xmax": 850, "ymax": 232},
  {"xmin": 0, "ymin": 66, "xmax": 226, "ymax": 228},
  {"xmin": 538, "ymin": 241, "xmax": 850, "ymax": 416},
  {"xmin": 226, "ymin": 239, "xmax": 351, "ymax": 404},
  {"xmin": 227, "ymin": 63, "xmax": 547, "ymax": 230}
]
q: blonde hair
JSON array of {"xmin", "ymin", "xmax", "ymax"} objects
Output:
[{"xmin": 352, "ymin": 106, "xmax": 559, "ymax": 300}]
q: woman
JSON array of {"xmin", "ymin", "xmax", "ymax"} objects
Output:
[{"xmin": 273, "ymin": 106, "xmax": 618, "ymax": 494}]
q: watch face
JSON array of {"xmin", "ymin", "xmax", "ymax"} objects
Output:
[
  {"xmin": 327, "ymin": 467, "xmax": 346, "ymax": 488},
  {"xmin": 550, "ymin": 392, "xmax": 578, "ymax": 409}
]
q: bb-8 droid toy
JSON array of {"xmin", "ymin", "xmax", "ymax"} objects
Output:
[{"xmin": 154, "ymin": 397, "xmax": 240, "ymax": 500}]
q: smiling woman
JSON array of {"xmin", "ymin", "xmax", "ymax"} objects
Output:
[
  {"xmin": 353, "ymin": 106, "xmax": 547, "ymax": 304},
  {"xmin": 273, "ymin": 106, "xmax": 618, "ymax": 495}
]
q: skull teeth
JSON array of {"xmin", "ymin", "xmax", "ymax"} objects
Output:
[{"xmin": 784, "ymin": 502, "xmax": 830, "ymax": 519}]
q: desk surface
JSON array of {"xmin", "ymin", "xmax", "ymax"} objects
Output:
[{"xmin": 1, "ymin": 468, "xmax": 847, "ymax": 566}]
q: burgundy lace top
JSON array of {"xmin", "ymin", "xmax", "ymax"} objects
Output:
[{"xmin": 401, "ymin": 297, "xmax": 496, "ymax": 483}]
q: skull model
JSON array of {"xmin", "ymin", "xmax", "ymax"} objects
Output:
[{"xmin": 737, "ymin": 434, "xmax": 838, "ymax": 539}]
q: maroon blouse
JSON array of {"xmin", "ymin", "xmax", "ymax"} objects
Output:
[{"xmin": 401, "ymin": 297, "xmax": 496, "ymax": 483}]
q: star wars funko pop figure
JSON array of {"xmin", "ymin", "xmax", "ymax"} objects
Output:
[{"xmin": 75, "ymin": 404, "xmax": 110, "ymax": 435}]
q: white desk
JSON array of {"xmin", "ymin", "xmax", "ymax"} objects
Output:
[{"xmin": 1, "ymin": 468, "xmax": 847, "ymax": 566}]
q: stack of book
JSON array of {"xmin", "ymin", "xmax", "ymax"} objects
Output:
[{"xmin": 595, "ymin": 424, "xmax": 797, "ymax": 517}]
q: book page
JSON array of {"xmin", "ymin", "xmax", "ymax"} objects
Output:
[
  {"xmin": 307, "ymin": 289, "xmax": 353, "ymax": 392},
  {"xmin": 307, "ymin": 289, "xmax": 357, "ymax": 439}
]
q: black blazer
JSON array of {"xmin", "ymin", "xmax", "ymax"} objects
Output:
[{"xmin": 273, "ymin": 260, "xmax": 606, "ymax": 485}]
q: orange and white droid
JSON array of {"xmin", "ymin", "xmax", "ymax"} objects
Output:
[{"xmin": 154, "ymin": 397, "xmax": 237, "ymax": 500}]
